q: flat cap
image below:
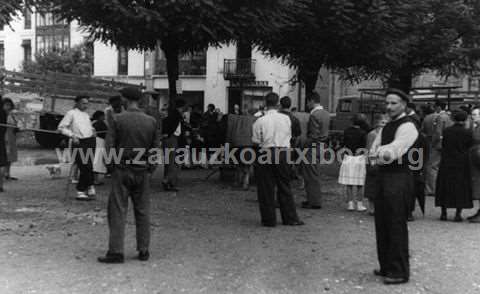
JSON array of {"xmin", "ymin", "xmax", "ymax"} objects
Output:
[
  {"xmin": 119, "ymin": 87, "xmax": 142, "ymax": 101},
  {"xmin": 385, "ymin": 88, "xmax": 411, "ymax": 103}
]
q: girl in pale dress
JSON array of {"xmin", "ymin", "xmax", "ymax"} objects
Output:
[{"xmin": 338, "ymin": 114, "xmax": 368, "ymax": 211}]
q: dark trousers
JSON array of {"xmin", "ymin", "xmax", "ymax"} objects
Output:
[
  {"xmin": 254, "ymin": 149, "xmax": 300, "ymax": 225},
  {"xmin": 163, "ymin": 135, "xmax": 179, "ymax": 186},
  {"xmin": 74, "ymin": 137, "xmax": 96, "ymax": 192},
  {"xmin": 301, "ymin": 144, "xmax": 325, "ymax": 206},
  {"xmin": 410, "ymin": 170, "xmax": 425, "ymax": 213},
  {"xmin": 374, "ymin": 169, "xmax": 412, "ymax": 279},
  {"xmin": 108, "ymin": 167, "xmax": 150, "ymax": 254}
]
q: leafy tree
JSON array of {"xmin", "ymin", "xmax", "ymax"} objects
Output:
[
  {"xmin": 344, "ymin": 0, "xmax": 480, "ymax": 92},
  {"xmin": 22, "ymin": 42, "xmax": 93, "ymax": 75},
  {"xmin": 40, "ymin": 0, "xmax": 297, "ymax": 105},
  {"xmin": 256, "ymin": 0, "xmax": 408, "ymax": 96},
  {"xmin": 257, "ymin": 0, "xmax": 480, "ymax": 95},
  {"xmin": 0, "ymin": 0, "xmax": 29, "ymax": 27}
]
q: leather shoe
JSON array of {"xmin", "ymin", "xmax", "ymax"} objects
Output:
[
  {"xmin": 383, "ymin": 277, "xmax": 409, "ymax": 285},
  {"xmin": 469, "ymin": 214, "xmax": 480, "ymax": 223},
  {"xmin": 301, "ymin": 201, "xmax": 322, "ymax": 209},
  {"xmin": 98, "ymin": 252, "xmax": 124, "ymax": 264},
  {"xmin": 138, "ymin": 250, "xmax": 150, "ymax": 261},
  {"xmin": 283, "ymin": 220, "xmax": 305, "ymax": 226},
  {"xmin": 373, "ymin": 269, "xmax": 386, "ymax": 277},
  {"xmin": 262, "ymin": 222, "xmax": 276, "ymax": 227},
  {"xmin": 454, "ymin": 215, "xmax": 463, "ymax": 222}
]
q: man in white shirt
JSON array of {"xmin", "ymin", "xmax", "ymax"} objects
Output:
[
  {"xmin": 58, "ymin": 95, "xmax": 96, "ymax": 200},
  {"xmin": 369, "ymin": 89, "xmax": 418, "ymax": 285},
  {"xmin": 252, "ymin": 92, "xmax": 304, "ymax": 227}
]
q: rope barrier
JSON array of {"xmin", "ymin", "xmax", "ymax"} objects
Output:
[{"xmin": 0, "ymin": 123, "xmax": 108, "ymax": 135}]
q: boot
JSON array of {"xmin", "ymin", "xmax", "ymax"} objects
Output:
[
  {"xmin": 467, "ymin": 209, "xmax": 480, "ymax": 221},
  {"xmin": 356, "ymin": 201, "xmax": 367, "ymax": 212},
  {"xmin": 347, "ymin": 201, "xmax": 355, "ymax": 211}
]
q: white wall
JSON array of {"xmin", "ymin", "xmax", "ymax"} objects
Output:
[
  {"xmin": 70, "ymin": 20, "xmax": 87, "ymax": 47},
  {"xmin": 93, "ymin": 42, "xmax": 118, "ymax": 76},
  {"xmin": 0, "ymin": 15, "xmax": 35, "ymax": 71}
]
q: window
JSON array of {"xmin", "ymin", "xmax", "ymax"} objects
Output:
[
  {"xmin": 154, "ymin": 47, "xmax": 206, "ymax": 75},
  {"xmin": 36, "ymin": 12, "xmax": 67, "ymax": 27},
  {"xmin": 24, "ymin": 9, "xmax": 31, "ymax": 29},
  {"xmin": 35, "ymin": 12, "xmax": 70, "ymax": 53},
  {"xmin": 0, "ymin": 42, "xmax": 4, "ymax": 68},
  {"xmin": 36, "ymin": 33, "xmax": 70, "ymax": 52},
  {"xmin": 118, "ymin": 47, "xmax": 128, "ymax": 75},
  {"xmin": 339, "ymin": 100, "xmax": 353, "ymax": 112},
  {"xmin": 22, "ymin": 40, "xmax": 32, "ymax": 63}
]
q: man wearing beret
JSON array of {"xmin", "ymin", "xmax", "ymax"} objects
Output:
[
  {"xmin": 369, "ymin": 89, "xmax": 419, "ymax": 284},
  {"xmin": 98, "ymin": 87, "xmax": 159, "ymax": 264}
]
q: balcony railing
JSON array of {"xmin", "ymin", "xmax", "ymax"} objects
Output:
[{"xmin": 224, "ymin": 59, "xmax": 256, "ymax": 81}]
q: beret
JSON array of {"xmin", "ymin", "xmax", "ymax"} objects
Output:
[
  {"xmin": 119, "ymin": 87, "xmax": 142, "ymax": 101},
  {"xmin": 385, "ymin": 88, "xmax": 411, "ymax": 102}
]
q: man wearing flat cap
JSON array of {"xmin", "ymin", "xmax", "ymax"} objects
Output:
[
  {"xmin": 98, "ymin": 87, "xmax": 159, "ymax": 264},
  {"xmin": 369, "ymin": 88, "xmax": 418, "ymax": 285}
]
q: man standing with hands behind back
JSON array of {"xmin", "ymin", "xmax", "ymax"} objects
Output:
[
  {"xmin": 301, "ymin": 92, "xmax": 330, "ymax": 209},
  {"xmin": 369, "ymin": 89, "xmax": 418, "ymax": 285},
  {"xmin": 98, "ymin": 87, "xmax": 159, "ymax": 264}
]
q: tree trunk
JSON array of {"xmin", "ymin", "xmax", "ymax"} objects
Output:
[
  {"xmin": 388, "ymin": 71, "xmax": 413, "ymax": 93},
  {"xmin": 299, "ymin": 64, "xmax": 321, "ymax": 110},
  {"xmin": 162, "ymin": 43, "xmax": 180, "ymax": 110}
]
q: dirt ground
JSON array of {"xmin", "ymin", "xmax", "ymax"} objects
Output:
[{"xmin": 0, "ymin": 149, "xmax": 480, "ymax": 294}]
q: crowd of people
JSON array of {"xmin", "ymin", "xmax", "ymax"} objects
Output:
[{"xmin": 0, "ymin": 86, "xmax": 478, "ymax": 286}]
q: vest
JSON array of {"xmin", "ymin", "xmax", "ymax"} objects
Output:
[{"xmin": 380, "ymin": 115, "xmax": 413, "ymax": 171}]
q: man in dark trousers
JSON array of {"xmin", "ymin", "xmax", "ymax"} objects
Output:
[
  {"xmin": 98, "ymin": 87, "xmax": 159, "ymax": 264},
  {"xmin": 58, "ymin": 95, "xmax": 96, "ymax": 200},
  {"xmin": 252, "ymin": 92, "xmax": 304, "ymax": 227},
  {"xmin": 301, "ymin": 92, "xmax": 330, "ymax": 209},
  {"xmin": 161, "ymin": 100, "xmax": 186, "ymax": 191},
  {"xmin": 369, "ymin": 89, "xmax": 419, "ymax": 284}
]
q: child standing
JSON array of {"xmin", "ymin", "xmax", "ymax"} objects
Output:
[{"xmin": 338, "ymin": 114, "xmax": 368, "ymax": 211}]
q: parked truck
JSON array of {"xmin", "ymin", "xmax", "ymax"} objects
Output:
[{"xmin": 0, "ymin": 70, "xmax": 145, "ymax": 148}]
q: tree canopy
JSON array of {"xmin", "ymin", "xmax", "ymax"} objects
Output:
[
  {"xmin": 256, "ymin": 0, "xmax": 480, "ymax": 94},
  {"xmin": 346, "ymin": 0, "xmax": 480, "ymax": 92},
  {"xmin": 0, "ymin": 0, "xmax": 33, "ymax": 27},
  {"xmin": 38, "ymin": 0, "xmax": 299, "ymax": 103}
]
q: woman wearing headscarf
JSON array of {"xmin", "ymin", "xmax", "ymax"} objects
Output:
[
  {"xmin": 0, "ymin": 96, "xmax": 8, "ymax": 191},
  {"xmin": 3, "ymin": 98, "xmax": 19, "ymax": 181},
  {"xmin": 467, "ymin": 107, "xmax": 480, "ymax": 223},
  {"xmin": 435, "ymin": 110, "xmax": 473, "ymax": 222}
]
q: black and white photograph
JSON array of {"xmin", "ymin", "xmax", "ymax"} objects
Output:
[{"xmin": 0, "ymin": 1, "xmax": 480, "ymax": 293}]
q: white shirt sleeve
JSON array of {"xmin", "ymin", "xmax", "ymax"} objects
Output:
[
  {"xmin": 252, "ymin": 120, "xmax": 262, "ymax": 145},
  {"xmin": 377, "ymin": 122, "xmax": 419, "ymax": 161},
  {"xmin": 58, "ymin": 111, "xmax": 74, "ymax": 138}
]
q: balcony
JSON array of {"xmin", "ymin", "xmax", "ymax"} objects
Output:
[{"xmin": 224, "ymin": 59, "xmax": 256, "ymax": 81}]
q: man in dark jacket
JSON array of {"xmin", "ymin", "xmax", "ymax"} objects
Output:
[
  {"xmin": 162, "ymin": 100, "xmax": 186, "ymax": 191},
  {"xmin": 98, "ymin": 87, "xmax": 159, "ymax": 264},
  {"xmin": 279, "ymin": 96, "xmax": 302, "ymax": 145}
]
